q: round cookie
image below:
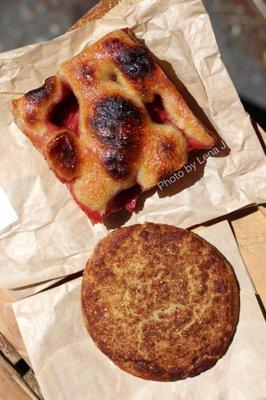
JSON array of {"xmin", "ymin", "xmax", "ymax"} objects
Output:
[{"xmin": 81, "ymin": 223, "xmax": 240, "ymax": 381}]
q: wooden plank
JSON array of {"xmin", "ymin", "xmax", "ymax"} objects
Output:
[
  {"xmin": 0, "ymin": 296, "xmax": 29, "ymax": 365},
  {"xmin": 0, "ymin": 356, "xmax": 37, "ymax": 400},
  {"xmin": 70, "ymin": 0, "xmax": 119, "ymax": 30},
  {"xmin": 0, "ymin": 333, "xmax": 21, "ymax": 365},
  {"xmin": 232, "ymin": 207, "xmax": 266, "ymax": 308}
]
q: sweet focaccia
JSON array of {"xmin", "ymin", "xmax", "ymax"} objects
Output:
[{"xmin": 12, "ymin": 29, "xmax": 215, "ymax": 223}]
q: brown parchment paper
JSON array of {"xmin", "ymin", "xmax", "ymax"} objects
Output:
[
  {"xmin": 13, "ymin": 221, "xmax": 266, "ymax": 400},
  {"xmin": 1, "ymin": 0, "xmax": 266, "ymax": 290}
]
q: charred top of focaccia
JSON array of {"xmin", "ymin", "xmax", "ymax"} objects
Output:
[
  {"xmin": 12, "ymin": 29, "xmax": 215, "ymax": 222},
  {"xmin": 82, "ymin": 223, "xmax": 240, "ymax": 381}
]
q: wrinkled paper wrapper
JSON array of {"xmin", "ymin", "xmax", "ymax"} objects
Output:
[
  {"xmin": 13, "ymin": 221, "xmax": 266, "ymax": 400},
  {"xmin": 1, "ymin": 0, "xmax": 266, "ymax": 290}
]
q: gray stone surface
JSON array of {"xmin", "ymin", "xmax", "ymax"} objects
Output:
[
  {"xmin": 0, "ymin": 0, "xmax": 98, "ymax": 50},
  {"xmin": 202, "ymin": 0, "xmax": 266, "ymax": 110},
  {"xmin": 0, "ymin": 0, "xmax": 265, "ymax": 110}
]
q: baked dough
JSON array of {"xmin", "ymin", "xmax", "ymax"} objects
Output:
[
  {"xmin": 13, "ymin": 29, "xmax": 215, "ymax": 223},
  {"xmin": 82, "ymin": 223, "xmax": 239, "ymax": 381}
]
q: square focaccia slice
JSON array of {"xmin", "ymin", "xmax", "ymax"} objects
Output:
[{"xmin": 12, "ymin": 29, "xmax": 215, "ymax": 223}]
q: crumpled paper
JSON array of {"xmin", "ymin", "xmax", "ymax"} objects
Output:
[
  {"xmin": 13, "ymin": 221, "xmax": 266, "ymax": 400},
  {"xmin": 0, "ymin": 0, "xmax": 265, "ymax": 290}
]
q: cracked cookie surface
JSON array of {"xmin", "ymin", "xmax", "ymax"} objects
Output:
[{"xmin": 82, "ymin": 222, "xmax": 240, "ymax": 381}]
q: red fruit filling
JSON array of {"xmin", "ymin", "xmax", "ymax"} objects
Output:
[
  {"xmin": 106, "ymin": 183, "xmax": 142, "ymax": 216},
  {"xmin": 145, "ymin": 94, "xmax": 168, "ymax": 124},
  {"xmin": 55, "ymin": 89, "xmax": 212, "ymax": 223},
  {"xmin": 67, "ymin": 182, "xmax": 142, "ymax": 223},
  {"xmin": 50, "ymin": 92, "xmax": 79, "ymax": 134}
]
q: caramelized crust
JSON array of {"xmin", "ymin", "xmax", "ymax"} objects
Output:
[
  {"xmin": 82, "ymin": 223, "xmax": 240, "ymax": 381},
  {"xmin": 12, "ymin": 30, "xmax": 215, "ymax": 222}
]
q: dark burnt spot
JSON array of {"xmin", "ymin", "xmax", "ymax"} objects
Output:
[
  {"xmin": 76, "ymin": 63, "xmax": 94, "ymax": 82},
  {"xmin": 103, "ymin": 150, "xmax": 128, "ymax": 178},
  {"xmin": 26, "ymin": 77, "xmax": 55, "ymax": 104},
  {"xmin": 92, "ymin": 96, "xmax": 142, "ymax": 149},
  {"xmin": 48, "ymin": 133, "xmax": 77, "ymax": 173},
  {"xmin": 92, "ymin": 96, "xmax": 143, "ymax": 179},
  {"xmin": 116, "ymin": 45, "xmax": 155, "ymax": 79}
]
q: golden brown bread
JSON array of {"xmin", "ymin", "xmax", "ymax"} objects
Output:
[
  {"xmin": 12, "ymin": 29, "xmax": 215, "ymax": 223},
  {"xmin": 82, "ymin": 222, "xmax": 240, "ymax": 381}
]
